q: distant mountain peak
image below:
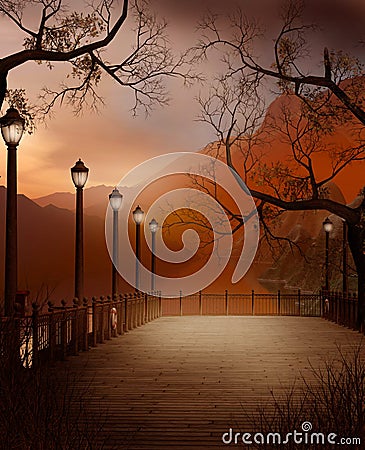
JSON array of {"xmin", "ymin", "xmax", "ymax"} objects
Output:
[{"xmin": 32, "ymin": 184, "xmax": 116, "ymax": 215}]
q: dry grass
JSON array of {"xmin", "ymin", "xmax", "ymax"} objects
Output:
[
  {"xmin": 240, "ymin": 344, "xmax": 365, "ymax": 449},
  {"xmin": 0, "ymin": 320, "xmax": 113, "ymax": 450}
]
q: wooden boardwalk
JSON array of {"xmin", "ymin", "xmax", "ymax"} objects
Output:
[{"xmin": 61, "ymin": 316, "xmax": 364, "ymax": 449}]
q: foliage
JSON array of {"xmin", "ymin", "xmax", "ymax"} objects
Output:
[{"xmin": 4, "ymin": 88, "xmax": 36, "ymax": 133}]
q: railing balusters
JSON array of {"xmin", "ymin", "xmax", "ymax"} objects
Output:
[
  {"xmin": 48, "ymin": 301, "xmax": 55, "ymax": 363},
  {"xmin": 7, "ymin": 289, "xmax": 363, "ymax": 370},
  {"xmin": 117, "ymin": 294, "xmax": 123, "ymax": 335},
  {"xmin": 2, "ymin": 291, "xmax": 163, "ymax": 369},
  {"xmin": 60, "ymin": 299, "xmax": 67, "ymax": 360},
  {"xmin": 32, "ymin": 303, "xmax": 39, "ymax": 369},
  {"xmin": 82, "ymin": 297, "xmax": 89, "ymax": 350},
  {"xmin": 138, "ymin": 292, "xmax": 143, "ymax": 326},
  {"xmin": 92, "ymin": 297, "xmax": 97, "ymax": 347},
  {"xmin": 144, "ymin": 293, "xmax": 148, "ymax": 324},
  {"xmin": 72, "ymin": 298, "xmax": 79, "ymax": 356},
  {"xmin": 127, "ymin": 293, "xmax": 133, "ymax": 330},
  {"xmin": 99, "ymin": 296, "xmax": 105, "ymax": 343},
  {"xmin": 124, "ymin": 294, "xmax": 129, "ymax": 332},
  {"xmin": 132, "ymin": 293, "xmax": 137, "ymax": 328},
  {"xmin": 106, "ymin": 296, "xmax": 112, "ymax": 340}
]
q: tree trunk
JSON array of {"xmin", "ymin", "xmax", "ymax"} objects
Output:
[{"xmin": 347, "ymin": 221, "xmax": 365, "ymax": 331}]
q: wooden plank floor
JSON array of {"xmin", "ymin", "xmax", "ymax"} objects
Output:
[{"xmin": 60, "ymin": 317, "xmax": 364, "ymax": 449}]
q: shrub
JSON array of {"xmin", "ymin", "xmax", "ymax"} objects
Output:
[{"xmin": 240, "ymin": 344, "xmax": 365, "ymax": 449}]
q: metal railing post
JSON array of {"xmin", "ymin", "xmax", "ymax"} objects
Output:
[
  {"xmin": 72, "ymin": 298, "xmax": 79, "ymax": 356},
  {"xmin": 60, "ymin": 300, "xmax": 67, "ymax": 360},
  {"xmin": 82, "ymin": 298, "xmax": 89, "ymax": 350},
  {"xmin": 111, "ymin": 294, "xmax": 118, "ymax": 338},
  {"xmin": 92, "ymin": 296, "xmax": 97, "ymax": 346},
  {"xmin": 106, "ymin": 296, "xmax": 112, "ymax": 340},
  {"xmin": 100, "ymin": 296, "xmax": 105, "ymax": 343},
  {"xmin": 152, "ymin": 294, "xmax": 156, "ymax": 320},
  {"xmin": 144, "ymin": 293, "xmax": 148, "ymax": 323},
  {"xmin": 127, "ymin": 293, "xmax": 133, "ymax": 330},
  {"xmin": 48, "ymin": 301, "xmax": 56, "ymax": 363},
  {"xmin": 133, "ymin": 293, "xmax": 138, "ymax": 328},
  {"xmin": 32, "ymin": 303, "xmax": 39, "ymax": 369},
  {"xmin": 117, "ymin": 294, "xmax": 124, "ymax": 335},
  {"xmin": 124, "ymin": 294, "xmax": 129, "ymax": 332},
  {"xmin": 137, "ymin": 292, "xmax": 142, "ymax": 326}
]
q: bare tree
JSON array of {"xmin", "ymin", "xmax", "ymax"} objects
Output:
[
  {"xmin": 0, "ymin": 0, "xmax": 195, "ymax": 125},
  {"xmin": 164, "ymin": 74, "xmax": 266, "ymax": 264},
  {"xmin": 194, "ymin": 0, "xmax": 365, "ymax": 124},
  {"xmin": 192, "ymin": 1, "xmax": 365, "ymax": 328}
]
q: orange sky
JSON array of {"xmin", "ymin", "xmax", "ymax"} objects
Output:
[{"xmin": 0, "ymin": 0, "xmax": 364, "ymax": 198}]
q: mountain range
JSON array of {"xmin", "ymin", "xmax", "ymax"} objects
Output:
[{"xmin": 0, "ymin": 185, "xmax": 122, "ymax": 305}]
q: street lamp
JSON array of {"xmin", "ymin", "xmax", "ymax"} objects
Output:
[
  {"xmin": 0, "ymin": 108, "xmax": 25, "ymax": 316},
  {"xmin": 109, "ymin": 187, "xmax": 123, "ymax": 299},
  {"xmin": 323, "ymin": 217, "xmax": 333, "ymax": 292},
  {"xmin": 149, "ymin": 218, "xmax": 158, "ymax": 291},
  {"xmin": 132, "ymin": 205, "xmax": 144, "ymax": 290},
  {"xmin": 342, "ymin": 219, "xmax": 348, "ymax": 296},
  {"xmin": 71, "ymin": 158, "xmax": 89, "ymax": 301}
]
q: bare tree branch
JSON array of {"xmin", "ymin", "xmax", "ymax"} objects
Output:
[{"xmin": 0, "ymin": 0, "xmax": 198, "ymax": 118}]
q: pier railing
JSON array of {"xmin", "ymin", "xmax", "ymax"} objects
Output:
[
  {"xmin": 1, "ymin": 289, "xmax": 361, "ymax": 369},
  {"xmin": 161, "ymin": 290, "xmax": 322, "ymax": 317},
  {"xmin": 0, "ymin": 291, "xmax": 161, "ymax": 368},
  {"xmin": 322, "ymin": 290, "xmax": 358, "ymax": 331}
]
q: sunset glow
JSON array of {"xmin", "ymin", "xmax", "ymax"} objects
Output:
[{"xmin": 0, "ymin": 0, "xmax": 363, "ymax": 198}]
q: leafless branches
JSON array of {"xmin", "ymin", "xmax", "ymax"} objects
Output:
[
  {"xmin": 91, "ymin": 0, "xmax": 197, "ymax": 115},
  {"xmin": 178, "ymin": 0, "xmax": 365, "ymax": 267},
  {"xmin": 193, "ymin": 0, "xmax": 365, "ymax": 126},
  {"xmin": 0, "ymin": 0, "xmax": 197, "ymax": 120},
  {"xmin": 243, "ymin": 344, "xmax": 365, "ymax": 448},
  {"xmin": 196, "ymin": 72, "xmax": 266, "ymax": 173}
]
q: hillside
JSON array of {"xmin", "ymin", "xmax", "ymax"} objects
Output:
[
  {"xmin": 0, "ymin": 186, "xmax": 132, "ymax": 305},
  {"xmin": 33, "ymin": 184, "xmax": 115, "ymax": 212},
  {"xmin": 258, "ymin": 182, "xmax": 353, "ymax": 293}
]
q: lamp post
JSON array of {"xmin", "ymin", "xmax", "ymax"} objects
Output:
[
  {"xmin": 132, "ymin": 205, "xmax": 144, "ymax": 290},
  {"xmin": 149, "ymin": 218, "xmax": 158, "ymax": 292},
  {"xmin": 342, "ymin": 219, "xmax": 348, "ymax": 296},
  {"xmin": 109, "ymin": 187, "xmax": 123, "ymax": 299},
  {"xmin": 71, "ymin": 159, "xmax": 89, "ymax": 301},
  {"xmin": 0, "ymin": 108, "xmax": 25, "ymax": 316},
  {"xmin": 323, "ymin": 217, "xmax": 333, "ymax": 292}
]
